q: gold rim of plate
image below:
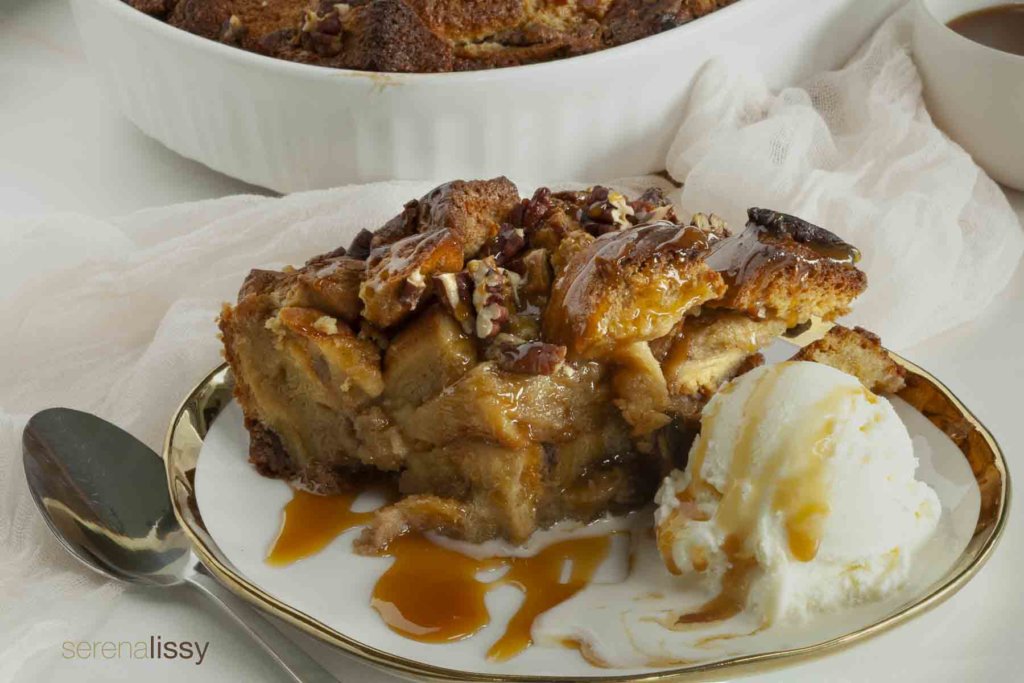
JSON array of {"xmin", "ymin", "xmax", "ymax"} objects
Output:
[{"xmin": 163, "ymin": 349, "xmax": 1011, "ymax": 682}]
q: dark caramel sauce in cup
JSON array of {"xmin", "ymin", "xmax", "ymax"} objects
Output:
[
  {"xmin": 948, "ymin": 4, "xmax": 1024, "ymax": 57},
  {"xmin": 267, "ymin": 488, "xmax": 611, "ymax": 660}
]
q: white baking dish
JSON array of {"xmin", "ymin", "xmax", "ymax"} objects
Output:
[{"xmin": 72, "ymin": 0, "xmax": 902, "ymax": 193}]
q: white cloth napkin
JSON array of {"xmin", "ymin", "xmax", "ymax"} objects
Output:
[
  {"xmin": 666, "ymin": 3, "xmax": 1022, "ymax": 349},
  {"xmin": 1, "ymin": 4, "xmax": 1021, "ymax": 680}
]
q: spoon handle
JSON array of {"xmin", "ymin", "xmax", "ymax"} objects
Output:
[{"xmin": 185, "ymin": 562, "xmax": 337, "ymax": 683}]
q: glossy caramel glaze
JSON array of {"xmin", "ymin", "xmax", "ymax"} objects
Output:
[
  {"xmin": 705, "ymin": 208, "xmax": 860, "ymax": 300},
  {"xmin": 371, "ymin": 534, "xmax": 500, "ymax": 643},
  {"xmin": 543, "ymin": 222, "xmax": 722, "ymax": 356}
]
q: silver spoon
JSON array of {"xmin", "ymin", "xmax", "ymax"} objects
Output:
[{"xmin": 22, "ymin": 407, "xmax": 336, "ymax": 683}]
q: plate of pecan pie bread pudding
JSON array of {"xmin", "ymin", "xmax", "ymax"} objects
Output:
[{"xmin": 165, "ymin": 178, "xmax": 1008, "ymax": 680}]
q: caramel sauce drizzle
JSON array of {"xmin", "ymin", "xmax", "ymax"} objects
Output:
[
  {"xmin": 704, "ymin": 213, "xmax": 860, "ymax": 316},
  {"xmin": 485, "ymin": 535, "xmax": 610, "ymax": 660},
  {"xmin": 370, "ymin": 534, "xmax": 499, "ymax": 643},
  {"xmin": 673, "ymin": 363, "xmax": 868, "ymax": 625},
  {"xmin": 544, "ymin": 222, "xmax": 715, "ymax": 351},
  {"xmin": 266, "ymin": 489, "xmax": 374, "ymax": 566},
  {"xmin": 267, "ymin": 488, "xmax": 611, "ymax": 660},
  {"xmin": 372, "ymin": 534, "xmax": 611, "ymax": 660}
]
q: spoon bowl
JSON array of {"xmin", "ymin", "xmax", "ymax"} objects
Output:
[
  {"xmin": 23, "ymin": 408, "xmax": 191, "ymax": 586},
  {"xmin": 22, "ymin": 407, "xmax": 337, "ymax": 683}
]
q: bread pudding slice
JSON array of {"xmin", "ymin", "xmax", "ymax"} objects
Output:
[{"xmin": 219, "ymin": 178, "xmax": 867, "ymax": 550}]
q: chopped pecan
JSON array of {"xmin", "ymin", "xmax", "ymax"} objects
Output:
[
  {"xmin": 581, "ymin": 186, "xmax": 635, "ymax": 235},
  {"xmin": 495, "ymin": 341, "xmax": 567, "ymax": 375},
  {"xmin": 630, "ymin": 187, "xmax": 678, "ymax": 224},
  {"xmin": 690, "ymin": 212, "xmax": 729, "ymax": 238},
  {"xmin": 467, "ymin": 257, "xmax": 520, "ymax": 339},
  {"xmin": 432, "ymin": 271, "xmax": 475, "ymax": 334},
  {"xmin": 511, "ymin": 188, "xmax": 590, "ymax": 252},
  {"xmin": 477, "ymin": 302, "xmax": 509, "ymax": 339},
  {"xmin": 508, "ymin": 187, "xmax": 554, "ymax": 232}
]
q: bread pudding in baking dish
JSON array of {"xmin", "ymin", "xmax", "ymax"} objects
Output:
[
  {"xmin": 219, "ymin": 177, "xmax": 868, "ymax": 550},
  {"xmin": 127, "ymin": 0, "xmax": 738, "ymax": 72}
]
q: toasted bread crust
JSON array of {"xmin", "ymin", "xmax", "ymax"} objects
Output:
[
  {"xmin": 706, "ymin": 208, "xmax": 866, "ymax": 324},
  {"xmin": 791, "ymin": 324, "xmax": 906, "ymax": 394},
  {"xmin": 543, "ymin": 222, "xmax": 727, "ymax": 358},
  {"xmin": 371, "ymin": 177, "xmax": 520, "ymax": 256}
]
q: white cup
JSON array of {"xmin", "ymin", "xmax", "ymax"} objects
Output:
[{"xmin": 913, "ymin": 0, "xmax": 1024, "ymax": 190}]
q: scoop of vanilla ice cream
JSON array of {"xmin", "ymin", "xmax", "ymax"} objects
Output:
[{"xmin": 655, "ymin": 361, "xmax": 940, "ymax": 624}]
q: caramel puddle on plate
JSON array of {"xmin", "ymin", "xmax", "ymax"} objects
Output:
[
  {"xmin": 266, "ymin": 487, "xmax": 397, "ymax": 565},
  {"xmin": 373, "ymin": 533, "xmax": 612, "ymax": 660},
  {"xmin": 267, "ymin": 488, "xmax": 611, "ymax": 660}
]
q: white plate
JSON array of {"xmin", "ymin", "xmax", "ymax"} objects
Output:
[{"xmin": 165, "ymin": 346, "xmax": 1009, "ymax": 681}]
